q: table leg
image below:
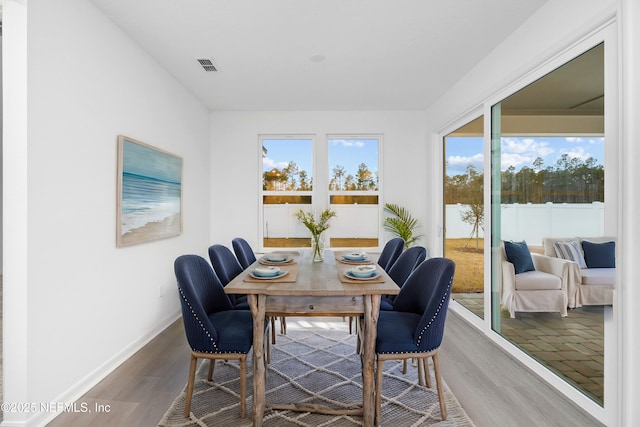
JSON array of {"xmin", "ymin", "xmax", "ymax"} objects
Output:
[
  {"xmin": 249, "ymin": 294, "xmax": 266, "ymax": 427},
  {"xmin": 362, "ymin": 294, "xmax": 381, "ymax": 427}
]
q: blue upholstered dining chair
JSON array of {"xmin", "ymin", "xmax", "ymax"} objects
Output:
[
  {"xmin": 208, "ymin": 244, "xmax": 248, "ymax": 307},
  {"xmin": 375, "ymin": 257, "xmax": 455, "ymax": 424},
  {"xmin": 232, "ymin": 237, "xmax": 257, "ymax": 269},
  {"xmin": 213, "ymin": 242, "xmax": 285, "ymax": 343},
  {"xmin": 174, "ymin": 254, "xmax": 255, "ymax": 418},
  {"xmin": 380, "ymin": 245, "xmax": 428, "ymax": 311},
  {"xmin": 377, "ymin": 237, "xmax": 405, "ymax": 272}
]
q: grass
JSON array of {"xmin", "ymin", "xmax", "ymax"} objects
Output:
[{"xmin": 445, "ymin": 238, "xmax": 484, "ymax": 293}]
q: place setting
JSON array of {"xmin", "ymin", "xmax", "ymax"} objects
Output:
[
  {"xmin": 258, "ymin": 252, "xmax": 296, "ymax": 266},
  {"xmin": 338, "ymin": 263, "xmax": 386, "ymax": 284},
  {"xmin": 336, "ymin": 251, "xmax": 374, "ymax": 265},
  {"xmin": 244, "ymin": 253, "xmax": 298, "ymax": 283}
]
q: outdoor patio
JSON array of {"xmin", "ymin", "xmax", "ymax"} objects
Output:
[{"xmin": 452, "ymin": 293, "xmax": 604, "ymax": 405}]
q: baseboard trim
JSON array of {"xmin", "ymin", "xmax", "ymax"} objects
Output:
[{"xmin": 19, "ymin": 310, "xmax": 181, "ymax": 427}]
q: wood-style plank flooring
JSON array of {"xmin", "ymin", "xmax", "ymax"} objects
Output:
[{"xmin": 46, "ymin": 315, "xmax": 605, "ymax": 427}]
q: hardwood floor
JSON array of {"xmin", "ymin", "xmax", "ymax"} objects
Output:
[
  {"xmin": 46, "ymin": 314, "xmax": 605, "ymax": 427},
  {"xmin": 47, "ymin": 320, "xmax": 190, "ymax": 427}
]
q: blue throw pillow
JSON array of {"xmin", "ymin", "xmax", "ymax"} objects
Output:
[
  {"xmin": 582, "ymin": 240, "xmax": 615, "ymax": 268},
  {"xmin": 504, "ymin": 240, "xmax": 535, "ymax": 274}
]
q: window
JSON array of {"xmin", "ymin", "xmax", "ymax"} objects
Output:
[
  {"xmin": 259, "ymin": 135, "xmax": 382, "ymax": 250},
  {"xmin": 444, "ymin": 117, "xmax": 485, "ymax": 319},
  {"xmin": 260, "ymin": 136, "xmax": 313, "ymax": 249},
  {"xmin": 328, "ymin": 136, "xmax": 381, "ymax": 248}
]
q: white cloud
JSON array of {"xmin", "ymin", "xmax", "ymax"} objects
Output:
[
  {"xmin": 501, "ymin": 153, "xmax": 533, "ymax": 170},
  {"xmin": 263, "ymin": 157, "xmax": 289, "ymax": 170},
  {"xmin": 331, "ymin": 139, "xmax": 365, "ymax": 148},
  {"xmin": 447, "ymin": 153, "xmax": 484, "ymax": 169},
  {"xmin": 563, "ymin": 147, "xmax": 591, "ymax": 161},
  {"xmin": 502, "ymin": 137, "xmax": 554, "ymax": 157}
]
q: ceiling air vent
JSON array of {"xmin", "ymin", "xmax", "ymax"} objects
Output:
[{"xmin": 196, "ymin": 58, "xmax": 218, "ymax": 72}]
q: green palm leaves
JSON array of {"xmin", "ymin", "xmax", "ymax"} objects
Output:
[{"xmin": 383, "ymin": 203, "xmax": 421, "ymax": 248}]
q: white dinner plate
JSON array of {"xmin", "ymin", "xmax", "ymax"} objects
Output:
[
  {"xmin": 344, "ymin": 270, "xmax": 381, "ymax": 281},
  {"xmin": 259, "ymin": 255, "xmax": 293, "ymax": 264},
  {"xmin": 249, "ymin": 270, "xmax": 289, "ymax": 280}
]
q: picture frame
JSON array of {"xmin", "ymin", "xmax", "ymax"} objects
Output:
[{"xmin": 116, "ymin": 135, "xmax": 183, "ymax": 247}]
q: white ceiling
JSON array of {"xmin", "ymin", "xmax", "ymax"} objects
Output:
[{"xmin": 88, "ymin": 0, "xmax": 548, "ymax": 111}]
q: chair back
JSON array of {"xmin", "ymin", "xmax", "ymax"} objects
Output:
[
  {"xmin": 388, "ymin": 246, "xmax": 427, "ymax": 287},
  {"xmin": 208, "ymin": 244, "xmax": 244, "ymax": 286},
  {"xmin": 393, "ymin": 257, "xmax": 455, "ymax": 351},
  {"xmin": 232, "ymin": 237, "xmax": 257, "ymax": 269},
  {"xmin": 174, "ymin": 255, "xmax": 234, "ymax": 352},
  {"xmin": 377, "ymin": 237, "xmax": 405, "ymax": 271}
]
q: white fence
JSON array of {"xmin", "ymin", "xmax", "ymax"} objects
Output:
[
  {"xmin": 264, "ymin": 202, "xmax": 605, "ymax": 247},
  {"xmin": 446, "ymin": 202, "xmax": 605, "ymax": 246},
  {"xmin": 263, "ymin": 204, "xmax": 379, "ymax": 239}
]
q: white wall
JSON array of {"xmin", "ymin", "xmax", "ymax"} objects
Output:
[
  {"xmin": 424, "ymin": 0, "xmax": 623, "ymax": 424},
  {"xmin": 4, "ymin": 1, "xmax": 211, "ymax": 425},
  {"xmin": 209, "ymin": 111, "xmax": 428, "ymax": 251}
]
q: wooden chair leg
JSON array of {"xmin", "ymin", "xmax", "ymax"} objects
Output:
[
  {"xmin": 271, "ymin": 317, "xmax": 276, "ymax": 345},
  {"xmin": 417, "ymin": 357, "xmax": 424, "ymax": 386},
  {"xmin": 349, "ymin": 316, "xmax": 353, "ymax": 334},
  {"xmin": 432, "ymin": 352, "xmax": 447, "ymax": 420},
  {"xmin": 423, "ymin": 358, "xmax": 431, "ymax": 388},
  {"xmin": 184, "ymin": 355, "xmax": 198, "ymax": 417},
  {"xmin": 280, "ymin": 316, "xmax": 287, "ymax": 335},
  {"xmin": 207, "ymin": 359, "xmax": 215, "ymax": 381},
  {"xmin": 375, "ymin": 358, "xmax": 384, "ymax": 427},
  {"xmin": 402, "ymin": 359, "xmax": 407, "ymax": 374},
  {"xmin": 240, "ymin": 356, "xmax": 247, "ymax": 417}
]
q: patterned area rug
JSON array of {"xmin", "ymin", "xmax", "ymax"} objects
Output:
[{"xmin": 159, "ymin": 319, "xmax": 474, "ymax": 427}]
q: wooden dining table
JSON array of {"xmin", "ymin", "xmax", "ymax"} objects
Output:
[{"xmin": 224, "ymin": 249, "xmax": 399, "ymax": 427}]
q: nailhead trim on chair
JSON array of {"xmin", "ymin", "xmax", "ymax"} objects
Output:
[
  {"xmin": 178, "ymin": 285, "xmax": 223, "ymax": 353},
  {"xmin": 416, "ymin": 275, "xmax": 453, "ymax": 347}
]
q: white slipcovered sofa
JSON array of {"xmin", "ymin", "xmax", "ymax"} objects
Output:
[
  {"xmin": 542, "ymin": 236, "xmax": 615, "ymax": 308},
  {"xmin": 501, "ymin": 241, "xmax": 569, "ymax": 318}
]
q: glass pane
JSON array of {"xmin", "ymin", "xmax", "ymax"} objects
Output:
[
  {"xmin": 329, "ymin": 138, "xmax": 379, "ymax": 191},
  {"xmin": 329, "ymin": 138, "xmax": 380, "ymax": 248},
  {"xmin": 262, "ymin": 138, "xmax": 313, "ymax": 248},
  {"xmin": 262, "ymin": 139, "xmax": 313, "ymax": 191},
  {"xmin": 491, "ymin": 44, "xmax": 606, "ymax": 405},
  {"xmin": 444, "ymin": 118, "xmax": 485, "ymax": 319}
]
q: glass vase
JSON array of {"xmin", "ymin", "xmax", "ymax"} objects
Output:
[{"xmin": 311, "ymin": 235, "xmax": 325, "ymax": 262}]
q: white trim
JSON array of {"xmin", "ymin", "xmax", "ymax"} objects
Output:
[
  {"xmin": 26, "ymin": 311, "xmax": 181, "ymax": 427},
  {"xmin": 438, "ymin": 18, "xmax": 617, "ymax": 426}
]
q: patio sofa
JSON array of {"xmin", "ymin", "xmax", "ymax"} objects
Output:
[{"xmin": 542, "ymin": 236, "xmax": 615, "ymax": 308}]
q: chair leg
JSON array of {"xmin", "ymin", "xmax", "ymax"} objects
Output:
[
  {"xmin": 417, "ymin": 358, "xmax": 424, "ymax": 386},
  {"xmin": 271, "ymin": 317, "xmax": 276, "ymax": 345},
  {"xmin": 280, "ymin": 316, "xmax": 287, "ymax": 335},
  {"xmin": 432, "ymin": 352, "xmax": 447, "ymax": 420},
  {"xmin": 239, "ymin": 356, "xmax": 247, "ymax": 417},
  {"xmin": 207, "ymin": 359, "xmax": 215, "ymax": 381},
  {"xmin": 349, "ymin": 316, "xmax": 353, "ymax": 334},
  {"xmin": 375, "ymin": 358, "xmax": 384, "ymax": 426},
  {"xmin": 402, "ymin": 359, "xmax": 407, "ymax": 374},
  {"xmin": 184, "ymin": 355, "xmax": 198, "ymax": 417},
  {"xmin": 423, "ymin": 358, "xmax": 431, "ymax": 388}
]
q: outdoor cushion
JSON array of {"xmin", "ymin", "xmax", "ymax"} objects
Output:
[
  {"xmin": 514, "ymin": 270, "xmax": 562, "ymax": 291},
  {"xmin": 554, "ymin": 240, "xmax": 587, "ymax": 269},
  {"xmin": 504, "ymin": 240, "xmax": 535, "ymax": 274},
  {"xmin": 582, "ymin": 240, "xmax": 616, "ymax": 268},
  {"xmin": 581, "ymin": 268, "xmax": 616, "ymax": 286}
]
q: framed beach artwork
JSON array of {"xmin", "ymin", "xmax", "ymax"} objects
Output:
[{"xmin": 116, "ymin": 135, "xmax": 183, "ymax": 247}]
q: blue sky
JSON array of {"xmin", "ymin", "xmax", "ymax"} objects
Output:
[
  {"xmin": 445, "ymin": 136, "xmax": 605, "ymax": 176},
  {"xmin": 262, "ymin": 138, "xmax": 379, "ymax": 178}
]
